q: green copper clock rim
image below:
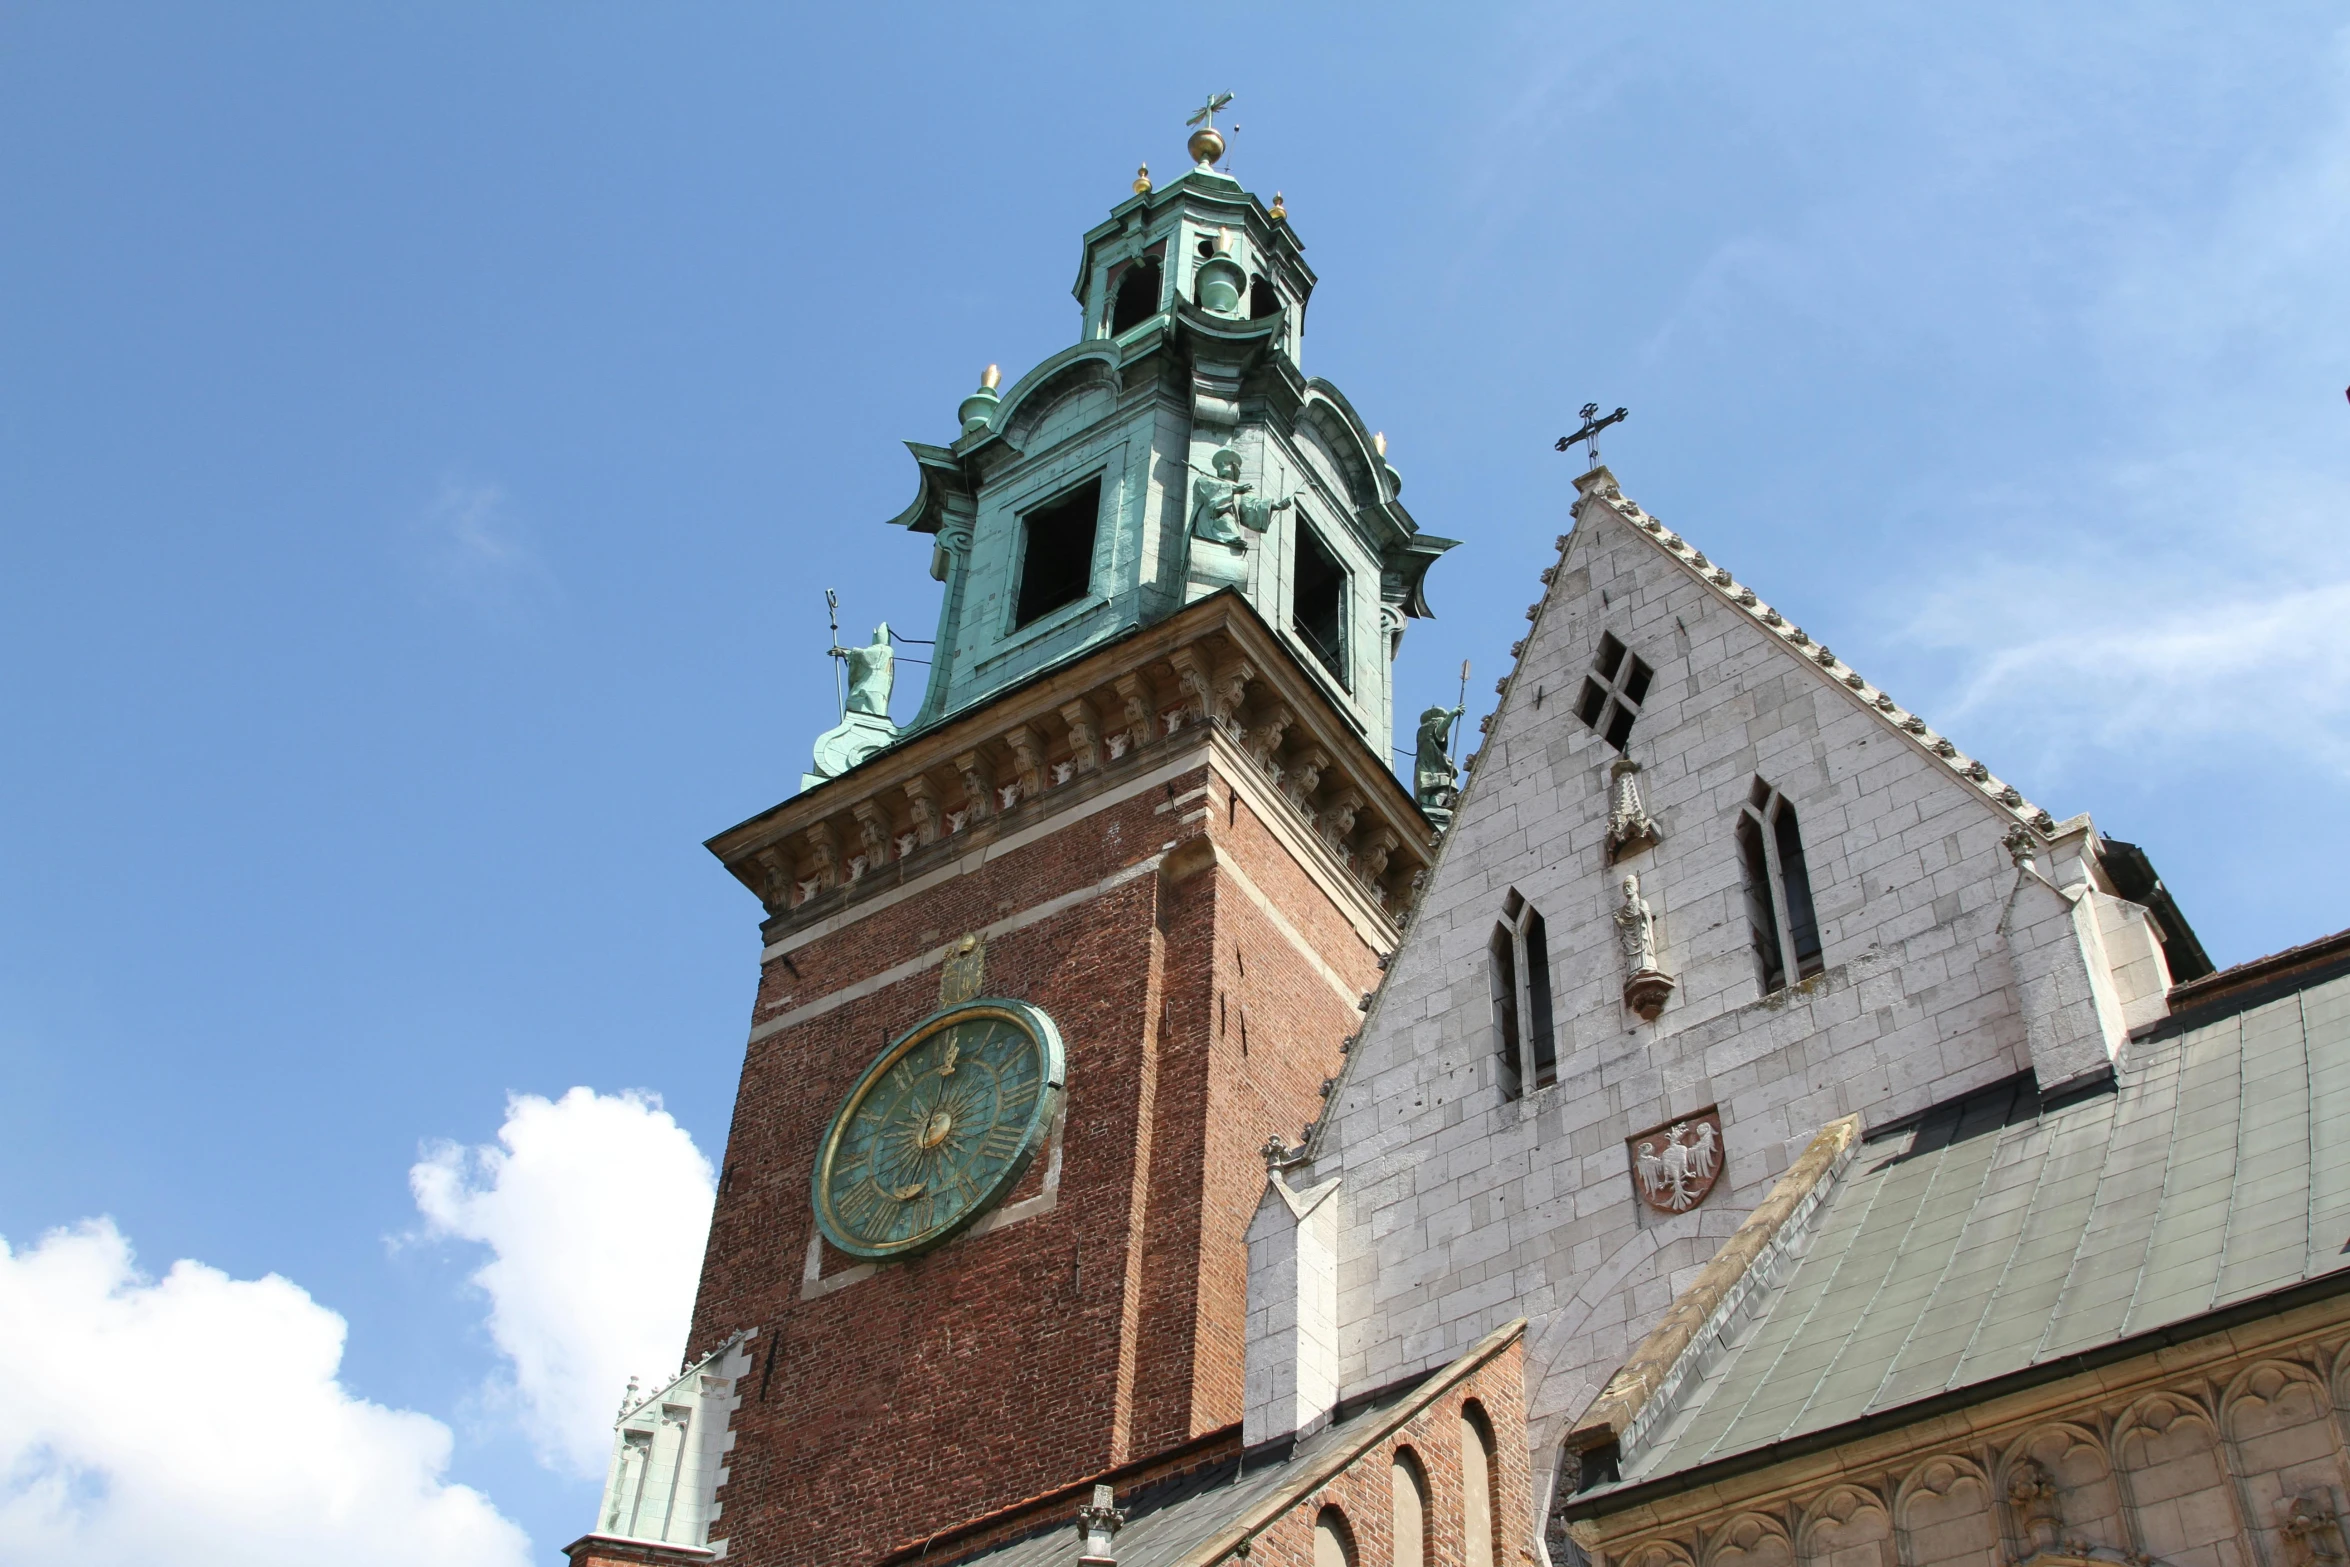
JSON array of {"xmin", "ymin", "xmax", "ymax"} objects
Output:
[{"xmin": 809, "ymin": 997, "xmax": 1067, "ymax": 1263}]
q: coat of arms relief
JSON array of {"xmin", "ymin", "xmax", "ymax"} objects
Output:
[{"xmin": 1626, "ymin": 1108, "xmax": 1724, "ymax": 1214}]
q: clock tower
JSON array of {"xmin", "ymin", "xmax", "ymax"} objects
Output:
[{"xmin": 571, "ymin": 117, "xmax": 1458, "ymax": 1567}]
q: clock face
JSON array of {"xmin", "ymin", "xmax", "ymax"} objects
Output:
[{"xmin": 812, "ymin": 1000, "xmax": 1065, "ymax": 1261}]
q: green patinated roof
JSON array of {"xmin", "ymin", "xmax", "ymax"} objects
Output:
[{"xmin": 1609, "ymin": 953, "xmax": 2350, "ymax": 1489}]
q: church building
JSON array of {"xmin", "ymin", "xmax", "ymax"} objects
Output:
[{"xmin": 564, "ymin": 111, "xmax": 2350, "ymax": 1567}]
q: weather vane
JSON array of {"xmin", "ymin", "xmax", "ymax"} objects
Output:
[
  {"xmin": 824, "ymin": 587, "xmax": 845, "ymax": 721},
  {"xmin": 1186, "ymin": 92, "xmax": 1235, "ymax": 169},
  {"xmin": 1556, "ymin": 402, "xmax": 1629, "ymax": 469}
]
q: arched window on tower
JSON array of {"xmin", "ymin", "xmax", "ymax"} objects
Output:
[
  {"xmin": 1249, "ymin": 273, "xmax": 1281, "ymax": 319},
  {"xmin": 1461, "ymin": 1401, "xmax": 1501, "ymax": 1567},
  {"xmin": 1489, "ymin": 891, "xmax": 1557, "ymax": 1100},
  {"xmin": 1391, "ymin": 1448, "xmax": 1431, "ymax": 1567},
  {"xmin": 1313, "ymin": 1505, "xmax": 1357, "ymax": 1567},
  {"xmin": 1737, "ymin": 779, "xmax": 1825, "ymax": 996},
  {"xmin": 1108, "ymin": 256, "xmax": 1162, "ymax": 336}
]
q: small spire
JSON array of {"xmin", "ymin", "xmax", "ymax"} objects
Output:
[
  {"xmin": 981, "ymin": 363, "xmax": 1001, "ymax": 391},
  {"xmin": 1269, "ymin": 190, "xmax": 1287, "ymax": 220},
  {"xmin": 1373, "ymin": 431, "xmax": 1387, "ymax": 457},
  {"xmin": 1132, "ymin": 164, "xmax": 1152, "ymax": 195}
]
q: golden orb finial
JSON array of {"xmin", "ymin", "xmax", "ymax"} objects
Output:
[
  {"xmin": 1269, "ymin": 190, "xmax": 1287, "ymax": 220},
  {"xmin": 1185, "ymin": 90, "xmax": 1233, "ymax": 168},
  {"xmin": 1133, "ymin": 164, "xmax": 1152, "ymax": 194},
  {"xmin": 1373, "ymin": 431, "xmax": 1388, "ymax": 457},
  {"xmin": 981, "ymin": 364, "xmax": 1001, "ymax": 391}
]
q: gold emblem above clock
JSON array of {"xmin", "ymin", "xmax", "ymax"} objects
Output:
[{"xmin": 811, "ymin": 999, "xmax": 1065, "ymax": 1261}]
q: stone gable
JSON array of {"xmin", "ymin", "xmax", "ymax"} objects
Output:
[{"xmin": 1276, "ymin": 465, "xmax": 2182, "ymax": 1539}]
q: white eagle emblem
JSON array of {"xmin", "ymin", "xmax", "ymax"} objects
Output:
[{"xmin": 1632, "ymin": 1116, "xmax": 1722, "ymax": 1213}]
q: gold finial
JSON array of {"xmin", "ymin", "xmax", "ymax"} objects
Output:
[
  {"xmin": 981, "ymin": 364, "xmax": 1001, "ymax": 390},
  {"xmin": 1269, "ymin": 190, "xmax": 1287, "ymax": 220},
  {"xmin": 1133, "ymin": 164, "xmax": 1152, "ymax": 194},
  {"xmin": 1373, "ymin": 431, "xmax": 1387, "ymax": 458}
]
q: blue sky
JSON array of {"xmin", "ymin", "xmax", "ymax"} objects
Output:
[{"xmin": 4, "ymin": 5, "xmax": 2346, "ymax": 1562}]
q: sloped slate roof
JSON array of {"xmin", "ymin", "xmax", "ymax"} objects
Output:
[
  {"xmin": 935, "ymin": 1430, "xmax": 1326, "ymax": 1567},
  {"xmin": 931, "ymin": 1319, "xmax": 1525, "ymax": 1567},
  {"xmin": 1612, "ymin": 961, "xmax": 2350, "ymax": 1486}
]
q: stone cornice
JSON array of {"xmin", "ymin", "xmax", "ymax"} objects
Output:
[{"xmin": 706, "ymin": 592, "xmax": 1433, "ymax": 939}]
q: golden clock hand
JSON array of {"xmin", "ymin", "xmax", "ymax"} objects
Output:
[{"xmin": 939, "ymin": 1038, "xmax": 959, "ymax": 1077}]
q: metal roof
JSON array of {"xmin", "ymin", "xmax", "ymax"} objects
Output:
[{"xmin": 1609, "ymin": 962, "xmax": 2350, "ymax": 1488}]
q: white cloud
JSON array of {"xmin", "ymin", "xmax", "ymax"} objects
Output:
[
  {"xmin": 414, "ymin": 479, "xmax": 556, "ymax": 620},
  {"xmin": 412, "ymin": 1088, "xmax": 716, "ymax": 1480},
  {"xmin": 1897, "ymin": 30, "xmax": 2350, "ymax": 785},
  {"xmin": 0, "ymin": 1219, "xmax": 530, "ymax": 1567},
  {"xmin": 1913, "ymin": 565, "xmax": 2350, "ymax": 780}
]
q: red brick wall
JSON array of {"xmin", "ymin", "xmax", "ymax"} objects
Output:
[
  {"xmin": 1243, "ymin": 1342, "xmax": 1536, "ymax": 1567},
  {"xmin": 683, "ymin": 748, "xmax": 1388, "ymax": 1567}
]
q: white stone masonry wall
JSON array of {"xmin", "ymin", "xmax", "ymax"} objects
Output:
[{"xmin": 1292, "ymin": 473, "xmax": 2163, "ymax": 1540}]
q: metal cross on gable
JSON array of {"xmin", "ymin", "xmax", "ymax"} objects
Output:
[{"xmin": 1556, "ymin": 403, "xmax": 1629, "ymax": 469}]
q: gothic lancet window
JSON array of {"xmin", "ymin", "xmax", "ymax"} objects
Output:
[
  {"xmin": 1489, "ymin": 891, "xmax": 1557, "ymax": 1099},
  {"xmin": 1737, "ymin": 779, "xmax": 1825, "ymax": 995},
  {"xmin": 1576, "ymin": 632, "xmax": 1654, "ymax": 751},
  {"xmin": 1012, "ymin": 477, "xmax": 1102, "ymax": 627}
]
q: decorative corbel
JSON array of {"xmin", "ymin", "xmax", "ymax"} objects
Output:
[
  {"xmin": 1004, "ymin": 724, "xmax": 1045, "ymax": 799},
  {"xmin": 1210, "ymin": 659, "xmax": 1256, "ymax": 740},
  {"xmin": 1112, "ymin": 673, "xmax": 1154, "ymax": 758},
  {"xmin": 903, "ymin": 775, "xmax": 942, "ymax": 846},
  {"xmin": 1167, "ymin": 645, "xmax": 1213, "ymax": 728},
  {"xmin": 851, "ymin": 801, "xmax": 892, "ymax": 875},
  {"xmin": 802, "ymin": 822, "xmax": 841, "ymax": 894},
  {"xmin": 954, "ymin": 750, "xmax": 993, "ymax": 824},
  {"xmin": 751, "ymin": 847, "xmax": 791, "ymax": 912},
  {"xmin": 1319, "ymin": 787, "xmax": 1365, "ymax": 850},
  {"xmin": 1355, "ymin": 825, "xmax": 1402, "ymax": 885},
  {"xmin": 1284, "ymin": 748, "xmax": 1330, "ymax": 818},
  {"xmin": 1059, "ymin": 698, "xmax": 1103, "ymax": 774},
  {"xmin": 1246, "ymin": 704, "xmax": 1294, "ymax": 775}
]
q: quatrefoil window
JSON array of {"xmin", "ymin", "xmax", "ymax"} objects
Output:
[{"xmin": 1576, "ymin": 632, "xmax": 1653, "ymax": 751}]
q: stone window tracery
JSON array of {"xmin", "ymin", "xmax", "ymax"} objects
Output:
[
  {"xmin": 1490, "ymin": 891, "xmax": 1557, "ymax": 1100},
  {"xmin": 1577, "ymin": 632, "xmax": 1654, "ymax": 751},
  {"xmin": 1738, "ymin": 779, "xmax": 1825, "ymax": 995}
]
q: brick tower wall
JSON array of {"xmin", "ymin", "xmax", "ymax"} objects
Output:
[{"xmin": 686, "ymin": 741, "xmax": 1389, "ymax": 1567}]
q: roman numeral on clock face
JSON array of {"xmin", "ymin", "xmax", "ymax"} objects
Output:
[{"xmin": 815, "ymin": 1002, "xmax": 1059, "ymax": 1258}]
